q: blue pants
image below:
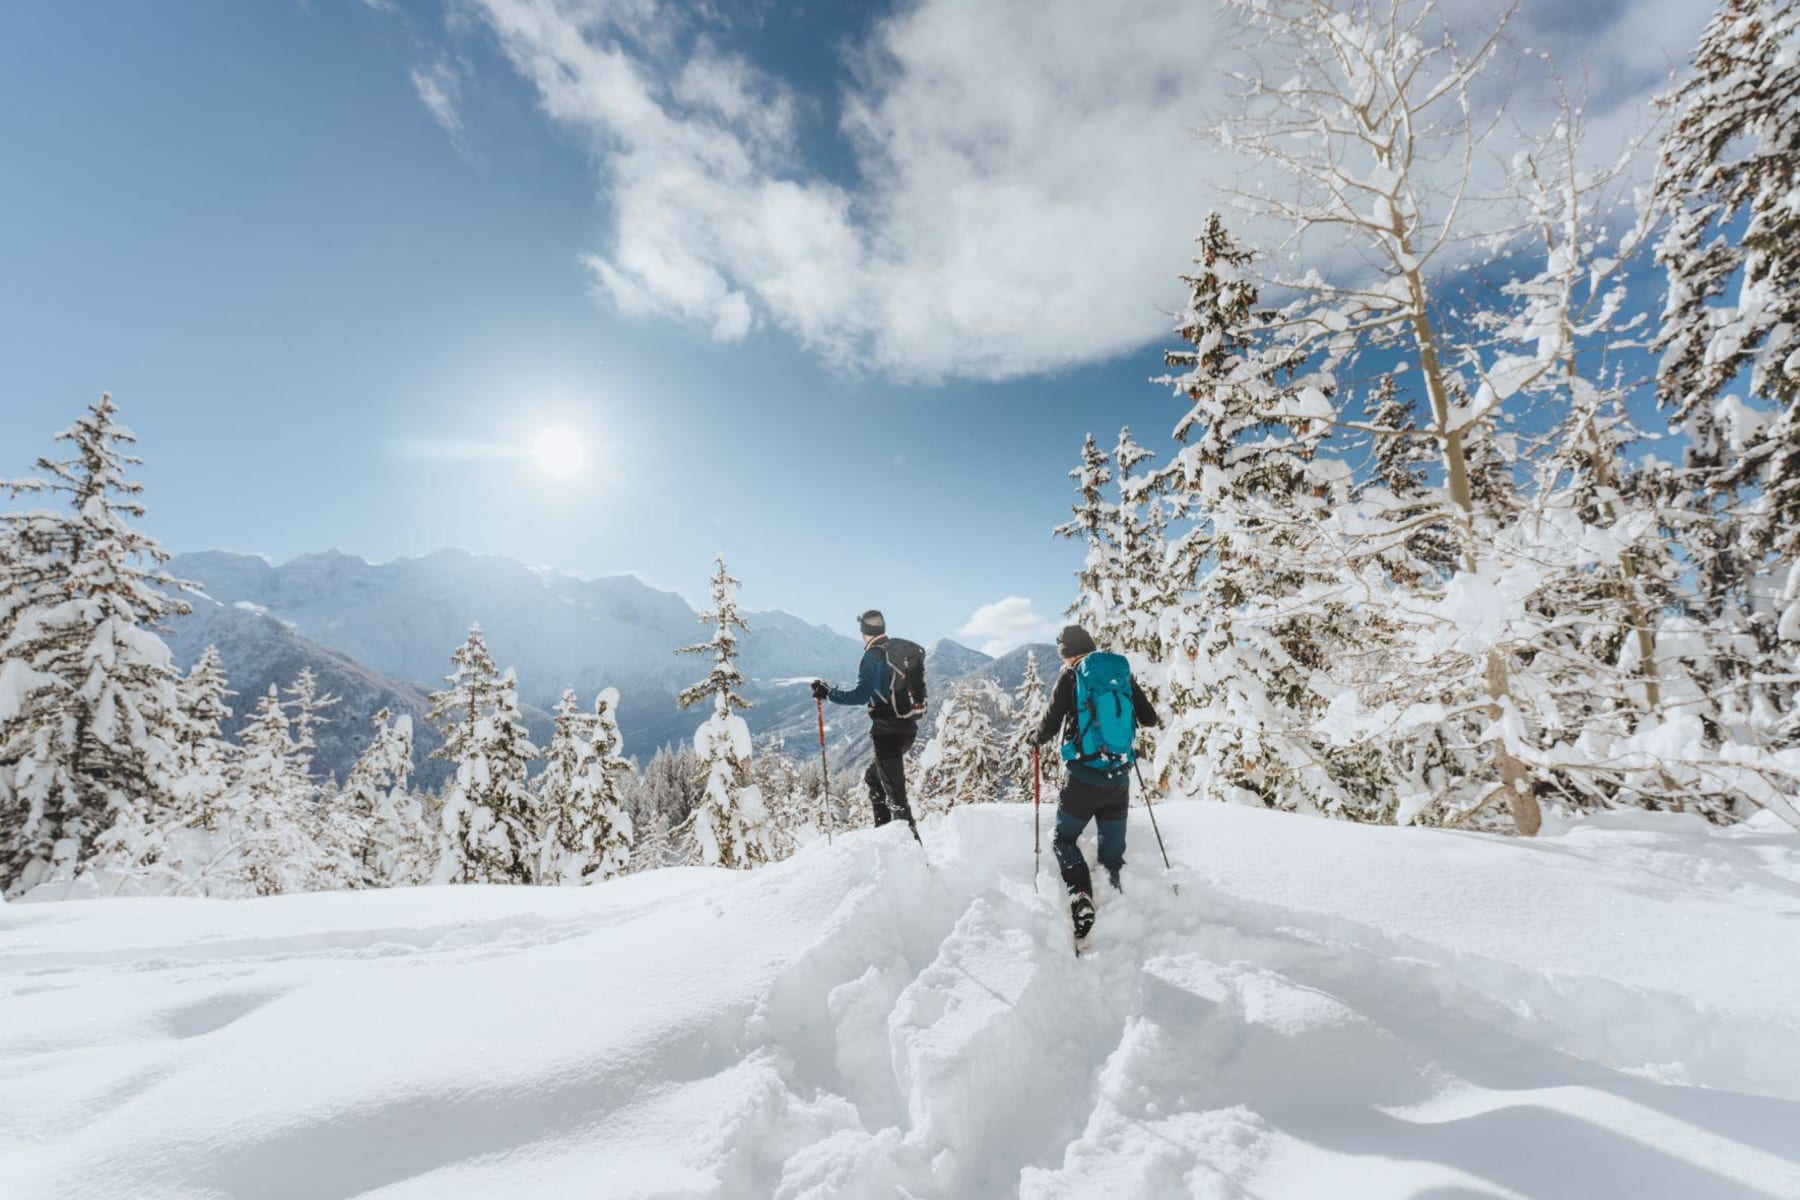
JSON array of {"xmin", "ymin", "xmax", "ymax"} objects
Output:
[{"xmin": 1053, "ymin": 790, "xmax": 1127, "ymax": 897}]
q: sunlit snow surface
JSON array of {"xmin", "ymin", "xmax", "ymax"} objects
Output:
[{"xmin": 4, "ymin": 804, "xmax": 1799, "ymax": 1199}]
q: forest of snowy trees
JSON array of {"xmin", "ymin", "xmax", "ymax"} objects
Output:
[
  {"xmin": 1058, "ymin": 0, "xmax": 1800, "ymax": 834},
  {"xmin": 3, "ymin": 0, "xmax": 1798, "ymax": 899},
  {"xmin": 0, "ymin": 398, "xmax": 876, "ymax": 897}
]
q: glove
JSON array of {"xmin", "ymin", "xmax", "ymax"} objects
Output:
[{"xmin": 810, "ymin": 679, "xmax": 831, "ymax": 701}]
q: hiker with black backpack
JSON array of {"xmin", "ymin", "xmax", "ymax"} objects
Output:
[
  {"xmin": 812, "ymin": 609, "xmax": 928, "ymax": 842},
  {"xmin": 1034, "ymin": 624, "xmax": 1160, "ymax": 939}
]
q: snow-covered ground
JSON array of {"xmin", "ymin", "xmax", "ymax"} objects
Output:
[{"xmin": 4, "ymin": 803, "xmax": 1799, "ymax": 1199}]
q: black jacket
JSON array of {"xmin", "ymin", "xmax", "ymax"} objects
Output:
[
  {"xmin": 1034, "ymin": 663, "xmax": 1159, "ymax": 783},
  {"xmin": 826, "ymin": 636, "xmax": 919, "ymax": 736}
]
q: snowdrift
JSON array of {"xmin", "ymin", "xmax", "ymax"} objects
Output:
[{"xmin": 4, "ymin": 803, "xmax": 1799, "ymax": 1198}]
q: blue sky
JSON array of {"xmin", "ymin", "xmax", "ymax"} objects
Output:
[{"xmin": 0, "ymin": 0, "xmax": 1709, "ymax": 649}]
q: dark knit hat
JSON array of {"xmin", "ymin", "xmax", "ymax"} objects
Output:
[
  {"xmin": 858, "ymin": 609, "xmax": 887, "ymax": 637},
  {"xmin": 1056, "ymin": 624, "xmax": 1097, "ymax": 658}
]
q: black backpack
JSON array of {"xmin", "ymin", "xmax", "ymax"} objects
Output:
[{"xmin": 881, "ymin": 637, "xmax": 928, "ymax": 718}]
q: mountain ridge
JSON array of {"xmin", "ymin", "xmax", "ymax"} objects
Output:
[{"xmin": 167, "ymin": 548, "xmax": 876, "ymax": 771}]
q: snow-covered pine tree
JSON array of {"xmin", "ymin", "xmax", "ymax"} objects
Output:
[
  {"xmin": 1002, "ymin": 650, "xmax": 1048, "ymax": 803},
  {"xmin": 627, "ymin": 807, "xmax": 671, "ymax": 873},
  {"xmin": 427, "ymin": 624, "xmax": 540, "ymax": 884},
  {"xmin": 1146, "ymin": 213, "xmax": 1349, "ymax": 813},
  {"xmin": 171, "ymin": 645, "xmax": 234, "ymax": 827},
  {"xmin": 537, "ymin": 687, "xmax": 634, "ymax": 884},
  {"xmin": 675, "ymin": 556, "xmax": 772, "ymax": 869},
  {"xmin": 1099, "ymin": 429, "xmax": 1171, "ymax": 662},
  {"xmin": 339, "ymin": 708, "xmax": 424, "ymax": 887},
  {"xmin": 177, "ymin": 647, "xmax": 233, "ymax": 759},
  {"xmin": 224, "ymin": 685, "xmax": 331, "ymax": 896},
  {"xmin": 917, "ymin": 680, "xmax": 1006, "ymax": 814},
  {"xmin": 1655, "ymin": 0, "xmax": 1800, "ymax": 716},
  {"xmin": 750, "ymin": 744, "xmax": 808, "ymax": 858},
  {"xmin": 1054, "ymin": 427, "xmax": 1170, "ymax": 762},
  {"xmin": 583, "ymin": 688, "xmax": 635, "ymax": 876},
  {"xmin": 633, "ymin": 744, "xmax": 701, "ymax": 864},
  {"xmin": 133, "ymin": 645, "xmax": 240, "ymax": 887},
  {"xmin": 283, "ymin": 668, "xmax": 340, "ymax": 781},
  {"xmin": 1354, "ymin": 375, "xmax": 1460, "ymax": 586},
  {"xmin": 0, "ymin": 393, "xmax": 193, "ymax": 896},
  {"xmin": 1053, "ymin": 434, "xmax": 1115, "ymax": 635}
]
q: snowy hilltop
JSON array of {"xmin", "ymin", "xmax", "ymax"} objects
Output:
[{"xmin": 5, "ymin": 802, "xmax": 1797, "ymax": 1198}]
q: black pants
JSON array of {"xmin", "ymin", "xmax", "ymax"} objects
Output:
[
  {"xmin": 864, "ymin": 726, "xmax": 918, "ymax": 829},
  {"xmin": 1053, "ymin": 776, "xmax": 1129, "ymax": 896}
]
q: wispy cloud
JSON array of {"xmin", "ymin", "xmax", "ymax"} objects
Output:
[
  {"xmin": 957, "ymin": 596, "xmax": 1057, "ymax": 658},
  {"xmin": 451, "ymin": 0, "xmax": 1714, "ymax": 383},
  {"xmin": 410, "ymin": 58, "xmax": 467, "ymax": 152}
]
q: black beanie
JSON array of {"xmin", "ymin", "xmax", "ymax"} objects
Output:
[
  {"xmin": 1057, "ymin": 624, "xmax": 1097, "ymax": 658},
  {"xmin": 858, "ymin": 609, "xmax": 887, "ymax": 637}
]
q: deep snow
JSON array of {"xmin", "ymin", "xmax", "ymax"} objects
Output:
[{"xmin": 3, "ymin": 803, "xmax": 1798, "ymax": 1199}]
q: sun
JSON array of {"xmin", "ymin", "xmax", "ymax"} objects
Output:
[{"xmin": 532, "ymin": 428, "xmax": 586, "ymax": 479}]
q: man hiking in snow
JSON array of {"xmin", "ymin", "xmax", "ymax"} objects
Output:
[
  {"xmin": 1034, "ymin": 624, "xmax": 1160, "ymax": 939},
  {"xmin": 812, "ymin": 610, "xmax": 928, "ymax": 841}
]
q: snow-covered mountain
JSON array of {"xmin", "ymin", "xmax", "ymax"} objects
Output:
[
  {"xmin": 167, "ymin": 549, "xmax": 864, "ymax": 762},
  {"xmin": 10, "ymin": 804, "xmax": 1798, "ymax": 1196},
  {"xmin": 925, "ymin": 638, "xmax": 994, "ymax": 683},
  {"xmin": 968, "ymin": 642, "xmax": 1057, "ymax": 693}
]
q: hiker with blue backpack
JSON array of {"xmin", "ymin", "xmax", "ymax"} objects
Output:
[
  {"xmin": 812, "ymin": 609, "xmax": 929, "ymax": 844},
  {"xmin": 1033, "ymin": 624, "xmax": 1160, "ymax": 938}
]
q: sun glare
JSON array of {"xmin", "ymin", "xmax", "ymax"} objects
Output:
[{"xmin": 532, "ymin": 429, "xmax": 586, "ymax": 479}]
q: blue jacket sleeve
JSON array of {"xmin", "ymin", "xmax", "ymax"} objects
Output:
[{"xmin": 827, "ymin": 649, "xmax": 881, "ymax": 706}]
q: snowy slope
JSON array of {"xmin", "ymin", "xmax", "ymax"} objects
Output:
[{"xmin": 5, "ymin": 805, "xmax": 1798, "ymax": 1199}]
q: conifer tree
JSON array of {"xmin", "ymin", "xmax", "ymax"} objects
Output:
[
  {"xmin": 1054, "ymin": 435, "xmax": 1115, "ymax": 634},
  {"xmin": 283, "ymin": 668, "xmax": 340, "ymax": 780},
  {"xmin": 537, "ymin": 687, "xmax": 634, "ymax": 884},
  {"xmin": 635, "ymin": 744, "xmax": 701, "ymax": 857},
  {"xmin": 171, "ymin": 646, "xmax": 235, "ymax": 827},
  {"xmin": 1002, "ymin": 651, "xmax": 1048, "ymax": 803},
  {"xmin": 178, "ymin": 647, "xmax": 234, "ymax": 757},
  {"xmin": 750, "ymin": 745, "xmax": 808, "ymax": 858},
  {"xmin": 1655, "ymin": 0, "xmax": 1800, "ymax": 699},
  {"xmin": 918, "ymin": 681, "xmax": 1006, "ymax": 814},
  {"xmin": 1355, "ymin": 376, "xmax": 1459, "ymax": 585},
  {"xmin": 629, "ymin": 808, "xmax": 671, "ymax": 873},
  {"xmin": 340, "ymin": 708, "xmax": 423, "ymax": 886},
  {"xmin": 675, "ymin": 556, "xmax": 772, "ymax": 868},
  {"xmin": 1104, "ymin": 428, "xmax": 1169, "ymax": 665},
  {"xmin": 1147, "ymin": 214, "xmax": 1344, "ymax": 811},
  {"xmin": 0, "ymin": 394, "xmax": 192, "ymax": 896},
  {"xmin": 226, "ymin": 685, "xmax": 329, "ymax": 895},
  {"xmin": 427, "ymin": 624, "xmax": 540, "ymax": 883}
]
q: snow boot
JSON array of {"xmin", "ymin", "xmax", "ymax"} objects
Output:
[
  {"xmin": 1070, "ymin": 891, "xmax": 1096, "ymax": 940},
  {"xmin": 1106, "ymin": 867, "xmax": 1122, "ymax": 894}
]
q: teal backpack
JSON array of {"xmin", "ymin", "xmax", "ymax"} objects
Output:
[{"xmin": 1061, "ymin": 652, "xmax": 1136, "ymax": 777}]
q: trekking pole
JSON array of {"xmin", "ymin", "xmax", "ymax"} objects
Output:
[
  {"xmin": 1033, "ymin": 744, "xmax": 1046, "ymax": 880},
  {"xmin": 816, "ymin": 697, "xmax": 833, "ymax": 846},
  {"xmin": 1133, "ymin": 760, "xmax": 1177, "ymax": 894}
]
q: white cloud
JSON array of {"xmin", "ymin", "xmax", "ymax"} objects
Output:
[
  {"xmin": 458, "ymin": 0, "xmax": 1716, "ymax": 382},
  {"xmin": 957, "ymin": 596, "xmax": 1057, "ymax": 658},
  {"xmin": 411, "ymin": 58, "xmax": 466, "ymax": 149}
]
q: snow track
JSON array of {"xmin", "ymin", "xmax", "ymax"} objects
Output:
[{"xmin": 4, "ymin": 804, "xmax": 1799, "ymax": 1198}]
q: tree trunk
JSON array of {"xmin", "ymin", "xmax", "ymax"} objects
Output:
[{"xmin": 1402, "ymin": 259, "xmax": 1543, "ymax": 836}]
